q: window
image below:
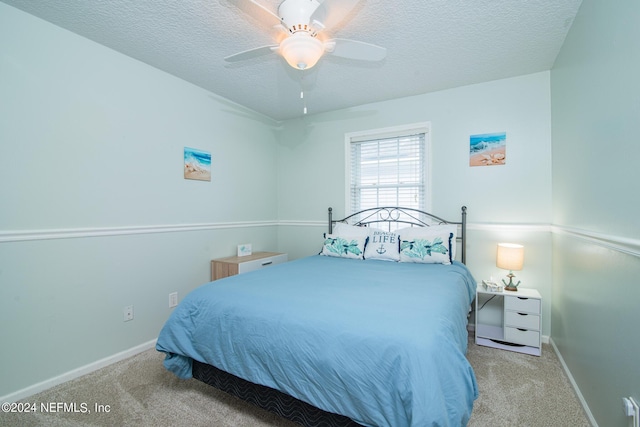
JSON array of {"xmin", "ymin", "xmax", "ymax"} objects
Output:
[{"xmin": 346, "ymin": 123, "xmax": 430, "ymax": 215}]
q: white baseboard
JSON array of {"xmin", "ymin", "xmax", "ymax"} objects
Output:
[
  {"xmin": 0, "ymin": 339, "xmax": 157, "ymax": 403},
  {"xmin": 550, "ymin": 338, "xmax": 598, "ymax": 427}
]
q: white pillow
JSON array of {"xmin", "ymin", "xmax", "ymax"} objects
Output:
[
  {"xmin": 364, "ymin": 228, "xmax": 400, "ymax": 261},
  {"xmin": 398, "ymin": 225, "xmax": 457, "ymax": 264},
  {"xmin": 333, "ymin": 222, "xmax": 370, "ymax": 238},
  {"xmin": 321, "ymin": 233, "xmax": 367, "ymax": 259}
]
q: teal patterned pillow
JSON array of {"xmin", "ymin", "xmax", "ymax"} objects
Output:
[
  {"xmin": 321, "ymin": 234, "xmax": 367, "ymax": 259},
  {"xmin": 398, "ymin": 225, "xmax": 457, "ymax": 264}
]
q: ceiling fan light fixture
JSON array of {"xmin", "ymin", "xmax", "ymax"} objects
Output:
[{"xmin": 280, "ymin": 33, "xmax": 324, "ymax": 70}]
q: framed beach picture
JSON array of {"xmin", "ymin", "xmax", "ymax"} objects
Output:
[
  {"xmin": 184, "ymin": 147, "xmax": 211, "ymax": 181},
  {"xmin": 469, "ymin": 132, "xmax": 506, "ymax": 167}
]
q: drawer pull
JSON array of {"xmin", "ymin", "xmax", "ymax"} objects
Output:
[
  {"xmin": 517, "ymin": 328, "xmax": 528, "ymax": 332},
  {"xmin": 261, "ymin": 261, "xmax": 273, "ymax": 266},
  {"xmin": 518, "ymin": 312, "xmax": 527, "ymax": 316},
  {"xmin": 517, "ymin": 297, "xmax": 529, "ymax": 300}
]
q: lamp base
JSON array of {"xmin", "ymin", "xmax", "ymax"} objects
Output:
[{"xmin": 502, "ymin": 273, "xmax": 521, "ymax": 291}]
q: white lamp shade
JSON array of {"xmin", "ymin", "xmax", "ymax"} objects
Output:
[
  {"xmin": 280, "ymin": 33, "xmax": 324, "ymax": 70},
  {"xmin": 496, "ymin": 243, "xmax": 524, "ymax": 271}
]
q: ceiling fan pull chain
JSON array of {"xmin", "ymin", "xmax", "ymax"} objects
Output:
[
  {"xmin": 301, "ymin": 71, "xmax": 308, "ymax": 115},
  {"xmin": 301, "ymin": 88, "xmax": 307, "ymax": 114}
]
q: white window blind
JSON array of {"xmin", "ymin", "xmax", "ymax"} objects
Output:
[{"xmin": 350, "ymin": 132, "xmax": 426, "ymax": 214}]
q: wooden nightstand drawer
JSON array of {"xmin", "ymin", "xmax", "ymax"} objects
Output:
[
  {"xmin": 505, "ymin": 311, "xmax": 540, "ymax": 331},
  {"xmin": 505, "ymin": 295, "xmax": 540, "ymax": 314},
  {"xmin": 504, "ymin": 327, "xmax": 540, "ymax": 347}
]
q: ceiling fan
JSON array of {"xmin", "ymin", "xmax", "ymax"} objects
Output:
[{"xmin": 224, "ymin": 0, "xmax": 387, "ymax": 70}]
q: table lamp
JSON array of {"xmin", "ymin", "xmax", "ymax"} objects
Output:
[{"xmin": 496, "ymin": 243, "xmax": 524, "ymax": 291}]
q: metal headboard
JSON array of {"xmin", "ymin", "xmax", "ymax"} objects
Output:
[{"xmin": 328, "ymin": 206, "xmax": 467, "ymax": 264}]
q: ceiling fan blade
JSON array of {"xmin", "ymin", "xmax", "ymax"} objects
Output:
[
  {"xmin": 224, "ymin": 45, "xmax": 279, "ymax": 62},
  {"xmin": 310, "ymin": 0, "xmax": 362, "ymax": 31},
  {"xmin": 226, "ymin": 0, "xmax": 282, "ymax": 26},
  {"xmin": 324, "ymin": 39, "xmax": 387, "ymax": 62}
]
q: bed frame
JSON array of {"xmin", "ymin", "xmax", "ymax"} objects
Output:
[{"xmin": 192, "ymin": 206, "xmax": 468, "ymax": 426}]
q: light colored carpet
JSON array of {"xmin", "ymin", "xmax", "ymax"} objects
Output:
[
  {"xmin": 465, "ymin": 340, "xmax": 591, "ymax": 427},
  {"xmin": 1, "ymin": 338, "xmax": 591, "ymax": 426}
]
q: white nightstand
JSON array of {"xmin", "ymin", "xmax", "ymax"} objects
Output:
[
  {"xmin": 211, "ymin": 252, "xmax": 288, "ymax": 281},
  {"xmin": 475, "ymin": 284, "xmax": 542, "ymax": 356}
]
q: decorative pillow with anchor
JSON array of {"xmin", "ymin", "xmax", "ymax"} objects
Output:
[{"xmin": 363, "ymin": 229, "xmax": 400, "ymax": 261}]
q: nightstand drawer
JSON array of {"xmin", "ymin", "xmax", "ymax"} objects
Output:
[
  {"xmin": 238, "ymin": 253, "xmax": 288, "ymax": 274},
  {"xmin": 505, "ymin": 295, "xmax": 540, "ymax": 314},
  {"xmin": 211, "ymin": 252, "xmax": 288, "ymax": 281},
  {"xmin": 505, "ymin": 311, "xmax": 540, "ymax": 331},
  {"xmin": 504, "ymin": 327, "xmax": 540, "ymax": 347}
]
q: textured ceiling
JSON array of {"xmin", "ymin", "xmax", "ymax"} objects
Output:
[{"xmin": 2, "ymin": 0, "xmax": 583, "ymax": 121}]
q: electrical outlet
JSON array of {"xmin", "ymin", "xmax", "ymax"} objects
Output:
[
  {"xmin": 169, "ymin": 292, "xmax": 178, "ymax": 308},
  {"xmin": 123, "ymin": 305, "xmax": 134, "ymax": 322},
  {"xmin": 623, "ymin": 397, "xmax": 640, "ymax": 427}
]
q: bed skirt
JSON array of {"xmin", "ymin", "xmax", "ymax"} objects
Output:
[{"xmin": 192, "ymin": 360, "xmax": 363, "ymax": 427}]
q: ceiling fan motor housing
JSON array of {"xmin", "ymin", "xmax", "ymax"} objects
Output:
[{"xmin": 278, "ymin": 0, "xmax": 323, "ymax": 34}]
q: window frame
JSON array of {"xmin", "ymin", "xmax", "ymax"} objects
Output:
[{"xmin": 344, "ymin": 122, "xmax": 432, "ymax": 216}]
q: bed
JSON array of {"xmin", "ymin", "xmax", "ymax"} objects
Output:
[{"xmin": 156, "ymin": 206, "xmax": 478, "ymax": 426}]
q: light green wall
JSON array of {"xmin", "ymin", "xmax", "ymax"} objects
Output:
[
  {"xmin": 277, "ymin": 72, "xmax": 553, "ymax": 224},
  {"xmin": 551, "ymin": 0, "xmax": 640, "ymax": 236},
  {"xmin": 277, "ymin": 72, "xmax": 554, "ymax": 337},
  {"xmin": 551, "ymin": 0, "xmax": 640, "ymax": 426},
  {"xmin": 0, "ymin": 4, "xmax": 278, "ymax": 229},
  {"xmin": 0, "ymin": 3, "xmax": 280, "ymax": 398}
]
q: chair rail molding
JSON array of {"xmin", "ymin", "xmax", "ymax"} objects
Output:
[
  {"xmin": 552, "ymin": 224, "xmax": 640, "ymax": 258},
  {"xmin": 0, "ymin": 221, "xmax": 278, "ymax": 243},
  {"xmin": 3, "ymin": 221, "xmax": 637, "ymax": 258}
]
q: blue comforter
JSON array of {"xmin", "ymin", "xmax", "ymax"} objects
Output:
[{"xmin": 156, "ymin": 255, "xmax": 478, "ymax": 427}]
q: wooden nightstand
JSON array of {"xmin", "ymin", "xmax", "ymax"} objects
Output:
[
  {"xmin": 475, "ymin": 284, "xmax": 542, "ymax": 356},
  {"xmin": 210, "ymin": 252, "xmax": 288, "ymax": 281}
]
